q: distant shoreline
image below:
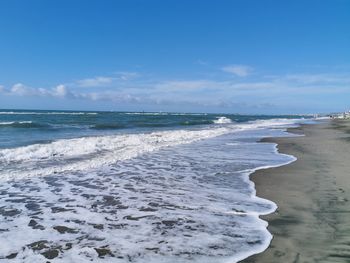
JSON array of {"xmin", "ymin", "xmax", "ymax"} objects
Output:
[{"xmin": 0, "ymin": 108, "xmax": 319, "ymax": 117}]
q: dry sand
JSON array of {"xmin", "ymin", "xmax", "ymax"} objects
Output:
[{"xmin": 242, "ymin": 120, "xmax": 350, "ymax": 263}]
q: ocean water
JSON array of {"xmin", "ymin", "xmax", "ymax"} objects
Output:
[{"xmin": 0, "ymin": 110, "xmax": 310, "ymax": 262}]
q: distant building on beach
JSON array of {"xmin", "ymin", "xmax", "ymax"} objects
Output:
[{"xmin": 330, "ymin": 111, "xmax": 350, "ymax": 119}]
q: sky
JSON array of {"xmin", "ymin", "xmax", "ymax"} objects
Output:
[{"xmin": 0, "ymin": 0, "xmax": 349, "ymax": 114}]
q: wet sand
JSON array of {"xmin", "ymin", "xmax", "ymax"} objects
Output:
[{"xmin": 243, "ymin": 120, "xmax": 350, "ymax": 262}]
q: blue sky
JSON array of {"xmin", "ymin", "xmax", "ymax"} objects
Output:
[{"xmin": 0, "ymin": 0, "xmax": 349, "ymax": 114}]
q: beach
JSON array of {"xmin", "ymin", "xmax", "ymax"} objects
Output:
[
  {"xmin": 243, "ymin": 119, "xmax": 350, "ymax": 262},
  {"xmin": 1, "ymin": 112, "xmax": 347, "ymax": 262}
]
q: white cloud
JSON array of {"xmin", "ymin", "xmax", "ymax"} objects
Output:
[
  {"xmin": 76, "ymin": 72, "xmax": 139, "ymax": 87},
  {"xmin": 222, "ymin": 65, "xmax": 253, "ymax": 77},
  {"xmin": 285, "ymin": 73, "xmax": 350, "ymax": 84},
  {"xmin": 11, "ymin": 83, "xmax": 31, "ymax": 96},
  {"xmin": 2, "ymin": 83, "xmax": 73, "ymax": 98},
  {"xmin": 77, "ymin": 76, "xmax": 114, "ymax": 87},
  {"xmin": 54, "ymin": 85, "xmax": 69, "ymax": 97},
  {"xmin": 155, "ymin": 80, "xmax": 218, "ymax": 91},
  {"xmin": 116, "ymin": 72, "xmax": 139, "ymax": 81}
]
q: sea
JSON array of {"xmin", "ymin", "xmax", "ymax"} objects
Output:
[{"xmin": 0, "ymin": 110, "xmax": 312, "ymax": 262}]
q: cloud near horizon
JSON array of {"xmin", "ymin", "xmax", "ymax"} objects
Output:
[
  {"xmin": 4, "ymin": 83, "xmax": 72, "ymax": 98},
  {"xmin": 1, "ymin": 68, "xmax": 350, "ymax": 113}
]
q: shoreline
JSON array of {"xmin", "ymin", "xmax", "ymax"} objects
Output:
[
  {"xmin": 242, "ymin": 120, "xmax": 350, "ymax": 262},
  {"xmin": 0, "ymin": 118, "xmax": 302, "ymax": 262}
]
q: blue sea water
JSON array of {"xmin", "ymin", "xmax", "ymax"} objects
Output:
[
  {"xmin": 0, "ymin": 109, "xmax": 305, "ymax": 148},
  {"xmin": 0, "ymin": 110, "xmax": 310, "ymax": 262}
]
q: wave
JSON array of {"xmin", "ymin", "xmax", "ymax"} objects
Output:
[
  {"xmin": 180, "ymin": 120, "xmax": 213, "ymax": 126},
  {"xmin": 213, "ymin": 116, "xmax": 233, "ymax": 124},
  {"xmin": 124, "ymin": 112, "xmax": 169, "ymax": 116},
  {"xmin": 136, "ymin": 120, "xmax": 213, "ymax": 127},
  {"xmin": 124, "ymin": 112, "xmax": 208, "ymax": 116},
  {"xmin": 0, "ymin": 121, "xmax": 48, "ymax": 128},
  {"xmin": 0, "ymin": 127, "xmax": 231, "ymax": 179},
  {"xmin": 0, "ymin": 121, "xmax": 33, "ymax": 125},
  {"xmin": 0, "ymin": 118, "xmax": 302, "ymax": 180},
  {"xmin": 91, "ymin": 123, "xmax": 126, "ymax": 130},
  {"xmin": 247, "ymin": 118, "xmax": 302, "ymax": 129},
  {"xmin": 0, "ymin": 118, "xmax": 301, "ymax": 263}
]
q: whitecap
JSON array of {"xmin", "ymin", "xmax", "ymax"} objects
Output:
[{"xmin": 213, "ymin": 116, "xmax": 233, "ymax": 124}]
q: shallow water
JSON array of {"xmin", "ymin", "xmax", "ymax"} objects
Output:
[
  {"xmin": 0, "ymin": 111, "xmax": 309, "ymax": 262},
  {"xmin": 0, "ymin": 132, "xmax": 299, "ymax": 262}
]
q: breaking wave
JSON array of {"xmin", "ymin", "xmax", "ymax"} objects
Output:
[{"xmin": 213, "ymin": 116, "xmax": 233, "ymax": 124}]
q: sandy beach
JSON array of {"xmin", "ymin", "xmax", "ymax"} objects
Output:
[{"xmin": 243, "ymin": 120, "xmax": 350, "ymax": 262}]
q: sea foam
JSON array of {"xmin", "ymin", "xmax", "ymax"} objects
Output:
[
  {"xmin": 213, "ymin": 116, "xmax": 233, "ymax": 124},
  {"xmin": 0, "ymin": 118, "xmax": 299, "ymax": 180},
  {"xmin": 0, "ymin": 121, "xmax": 33, "ymax": 125},
  {"xmin": 0, "ymin": 123, "xmax": 298, "ymax": 262}
]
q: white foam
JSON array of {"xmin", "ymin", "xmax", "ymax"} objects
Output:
[
  {"xmin": 0, "ymin": 118, "xmax": 303, "ymax": 180},
  {"xmin": 315, "ymin": 116, "xmax": 330, "ymax": 120},
  {"xmin": 0, "ymin": 121, "xmax": 33, "ymax": 125},
  {"xmin": 0, "ymin": 127, "xmax": 230, "ymax": 179},
  {"xmin": 251, "ymin": 118, "xmax": 310, "ymax": 129},
  {"xmin": 213, "ymin": 116, "xmax": 233, "ymax": 124},
  {"xmin": 0, "ymin": 128, "xmax": 297, "ymax": 262}
]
